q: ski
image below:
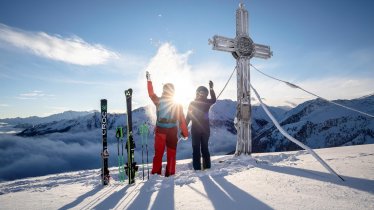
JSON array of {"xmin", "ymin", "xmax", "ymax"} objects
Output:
[
  {"xmin": 100, "ymin": 99, "xmax": 110, "ymax": 185},
  {"xmin": 124, "ymin": 89, "xmax": 138, "ymax": 184},
  {"xmin": 116, "ymin": 126, "xmax": 125, "ymax": 182}
]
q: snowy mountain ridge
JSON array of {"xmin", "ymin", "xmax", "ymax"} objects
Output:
[
  {"xmin": 2, "ymin": 97, "xmax": 373, "ymax": 152},
  {"xmin": 253, "ymin": 96, "xmax": 374, "ymax": 152},
  {"xmin": 3, "ymin": 100, "xmax": 286, "ymax": 136},
  {"xmin": 0, "ymin": 97, "xmax": 373, "ymax": 182},
  {"xmin": 0, "ymin": 110, "xmax": 94, "ymax": 128}
]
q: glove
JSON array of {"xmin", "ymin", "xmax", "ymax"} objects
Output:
[
  {"xmin": 180, "ymin": 136, "xmax": 188, "ymax": 141},
  {"xmin": 209, "ymin": 80, "xmax": 213, "ymax": 89},
  {"xmin": 180, "ymin": 132, "xmax": 188, "ymax": 140},
  {"xmin": 146, "ymin": 71, "xmax": 151, "ymax": 81}
]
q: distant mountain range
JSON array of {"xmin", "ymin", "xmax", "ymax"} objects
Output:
[
  {"xmin": 253, "ymin": 95, "xmax": 374, "ymax": 152},
  {"xmin": 1, "ymin": 96, "xmax": 373, "ymax": 155},
  {"xmin": 0, "ymin": 111, "xmax": 93, "ymax": 129}
]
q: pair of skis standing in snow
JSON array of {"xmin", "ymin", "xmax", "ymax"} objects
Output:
[
  {"xmin": 146, "ymin": 71, "xmax": 216, "ymax": 176},
  {"xmin": 115, "ymin": 89, "xmax": 151, "ymax": 184},
  {"xmin": 101, "ymin": 89, "xmax": 149, "ymax": 185}
]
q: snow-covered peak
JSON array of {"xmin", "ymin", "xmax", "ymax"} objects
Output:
[
  {"xmin": 281, "ymin": 96, "xmax": 374, "ymax": 125},
  {"xmin": 0, "ymin": 110, "xmax": 93, "ymax": 126}
]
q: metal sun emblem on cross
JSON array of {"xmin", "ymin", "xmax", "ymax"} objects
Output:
[{"xmin": 209, "ymin": 3, "xmax": 273, "ymax": 155}]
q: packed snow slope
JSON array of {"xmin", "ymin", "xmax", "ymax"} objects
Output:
[{"xmin": 0, "ymin": 144, "xmax": 373, "ymax": 210}]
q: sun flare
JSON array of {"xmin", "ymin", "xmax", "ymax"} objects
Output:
[{"xmin": 173, "ymin": 82, "xmax": 195, "ymax": 110}]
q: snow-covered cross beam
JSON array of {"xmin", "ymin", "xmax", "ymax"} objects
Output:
[{"xmin": 209, "ymin": 3, "xmax": 272, "ymax": 155}]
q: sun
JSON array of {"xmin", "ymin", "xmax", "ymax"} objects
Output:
[{"xmin": 173, "ymin": 82, "xmax": 195, "ymax": 110}]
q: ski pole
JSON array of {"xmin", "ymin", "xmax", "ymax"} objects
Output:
[
  {"xmin": 117, "ymin": 137, "xmax": 121, "ymax": 181},
  {"xmin": 116, "ymin": 127, "xmax": 125, "ymax": 182},
  {"xmin": 140, "ymin": 124, "xmax": 145, "ymax": 180},
  {"xmin": 145, "ymin": 124, "xmax": 149, "ymax": 179},
  {"xmin": 120, "ymin": 137, "xmax": 125, "ymax": 182}
]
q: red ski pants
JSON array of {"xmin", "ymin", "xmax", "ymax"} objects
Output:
[{"xmin": 151, "ymin": 126, "xmax": 178, "ymax": 177}]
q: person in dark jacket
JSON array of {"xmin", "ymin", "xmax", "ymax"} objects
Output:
[{"xmin": 186, "ymin": 81, "xmax": 216, "ymax": 170}]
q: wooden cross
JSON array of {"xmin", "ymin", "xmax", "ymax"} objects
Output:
[{"xmin": 209, "ymin": 3, "xmax": 272, "ymax": 155}]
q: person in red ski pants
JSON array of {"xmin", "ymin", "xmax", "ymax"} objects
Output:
[{"xmin": 146, "ymin": 71, "xmax": 188, "ymax": 177}]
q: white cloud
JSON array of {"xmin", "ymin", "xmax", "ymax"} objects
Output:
[
  {"xmin": 20, "ymin": 90, "xmax": 44, "ymax": 97},
  {"xmin": 16, "ymin": 90, "xmax": 55, "ymax": 100},
  {"xmin": 141, "ymin": 43, "xmax": 195, "ymax": 107},
  {"xmin": 0, "ymin": 104, "xmax": 9, "ymax": 107},
  {"xmin": 0, "ymin": 133, "xmax": 101, "ymax": 181},
  {"xmin": 0, "ymin": 23, "xmax": 119, "ymax": 66},
  {"xmin": 189, "ymin": 58, "xmax": 374, "ymax": 108},
  {"xmin": 134, "ymin": 43, "xmax": 241, "ymax": 117},
  {"xmin": 135, "ymin": 43, "xmax": 374, "ymax": 113},
  {"xmin": 251, "ymin": 74, "xmax": 374, "ymax": 107},
  {"xmin": 298, "ymin": 78, "xmax": 374, "ymax": 100}
]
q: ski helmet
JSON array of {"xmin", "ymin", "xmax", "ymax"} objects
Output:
[
  {"xmin": 162, "ymin": 83, "xmax": 175, "ymax": 97},
  {"xmin": 196, "ymin": 86, "xmax": 208, "ymax": 99}
]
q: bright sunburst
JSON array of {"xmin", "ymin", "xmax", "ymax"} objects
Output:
[{"xmin": 173, "ymin": 80, "xmax": 195, "ymax": 110}]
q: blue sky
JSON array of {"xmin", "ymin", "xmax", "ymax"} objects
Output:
[{"xmin": 0, "ymin": 0, "xmax": 373, "ymax": 118}]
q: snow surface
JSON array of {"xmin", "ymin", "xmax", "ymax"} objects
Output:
[{"xmin": 0, "ymin": 144, "xmax": 373, "ymax": 210}]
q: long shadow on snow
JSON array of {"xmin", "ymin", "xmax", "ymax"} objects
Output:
[
  {"xmin": 256, "ymin": 163, "xmax": 374, "ymax": 194},
  {"xmin": 200, "ymin": 175, "xmax": 272, "ymax": 210},
  {"xmin": 93, "ymin": 184, "xmax": 131, "ymax": 209},
  {"xmin": 151, "ymin": 178, "xmax": 175, "ymax": 210},
  {"xmin": 126, "ymin": 178, "xmax": 175, "ymax": 210},
  {"xmin": 58, "ymin": 185, "xmax": 104, "ymax": 210},
  {"xmin": 125, "ymin": 181, "xmax": 153, "ymax": 210}
]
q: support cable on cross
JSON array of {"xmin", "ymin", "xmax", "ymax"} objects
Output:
[
  {"xmin": 216, "ymin": 66, "xmax": 237, "ymax": 100},
  {"xmin": 250, "ymin": 64, "xmax": 374, "ymax": 118},
  {"xmin": 250, "ymin": 83, "xmax": 345, "ymax": 182}
]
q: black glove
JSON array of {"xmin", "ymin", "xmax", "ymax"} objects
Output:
[
  {"xmin": 209, "ymin": 80, "xmax": 213, "ymax": 89},
  {"xmin": 146, "ymin": 71, "xmax": 151, "ymax": 81}
]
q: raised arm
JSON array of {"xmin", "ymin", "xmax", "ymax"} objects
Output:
[
  {"xmin": 146, "ymin": 71, "xmax": 159, "ymax": 105},
  {"xmin": 208, "ymin": 80, "xmax": 216, "ymax": 104}
]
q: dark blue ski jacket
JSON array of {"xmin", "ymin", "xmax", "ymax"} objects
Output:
[{"xmin": 186, "ymin": 89, "xmax": 216, "ymax": 134}]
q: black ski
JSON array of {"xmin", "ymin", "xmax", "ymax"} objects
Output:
[
  {"xmin": 101, "ymin": 99, "xmax": 110, "ymax": 185},
  {"xmin": 124, "ymin": 89, "xmax": 138, "ymax": 184}
]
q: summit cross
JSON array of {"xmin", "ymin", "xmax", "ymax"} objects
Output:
[{"xmin": 209, "ymin": 3, "xmax": 272, "ymax": 155}]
